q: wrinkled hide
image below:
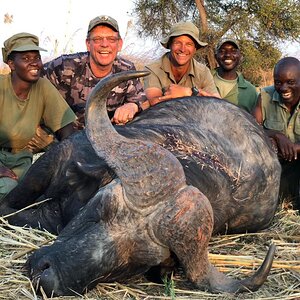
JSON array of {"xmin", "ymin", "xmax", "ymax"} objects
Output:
[
  {"xmin": 0, "ymin": 131, "xmax": 115, "ymax": 233},
  {"xmin": 1, "ymin": 98, "xmax": 280, "ymax": 234},
  {"xmin": 0, "ymin": 71, "xmax": 280, "ymax": 296},
  {"xmin": 28, "ymin": 179, "xmax": 213, "ymax": 296}
]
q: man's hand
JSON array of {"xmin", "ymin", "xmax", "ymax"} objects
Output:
[
  {"xmin": 73, "ymin": 112, "xmax": 85, "ymax": 130},
  {"xmin": 156, "ymin": 84, "xmax": 192, "ymax": 102},
  {"xmin": 25, "ymin": 126, "xmax": 55, "ymax": 154},
  {"xmin": 0, "ymin": 166, "xmax": 18, "ymax": 180},
  {"xmin": 111, "ymin": 103, "xmax": 139, "ymax": 125},
  {"xmin": 274, "ymin": 132, "xmax": 298, "ymax": 161}
]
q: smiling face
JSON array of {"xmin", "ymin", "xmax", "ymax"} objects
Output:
[
  {"xmin": 8, "ymin": 51, "xmax": 42, "ymax": 83},
  {"xmin": 169, "ymin": 35, "xmax": 197, "ymax": 68},
  {"xmin": 86, "ymin": 25, "xmax": 123, "ymax": 73},
  {"xmin": 274, "ymin": 59, "xmax": 300, "ymax": 107},
  {"xmin": 215, "ymin": 42, "xmax": 241, "ymax": 72}
]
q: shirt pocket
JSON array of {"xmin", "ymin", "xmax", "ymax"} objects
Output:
[
  {"xmin": 264, "ymin": 119, "xmax": 284, "ymax": 132},
  {"xmin": 294, "ymin": 115, "xmax": 300, "ymax": 142}
]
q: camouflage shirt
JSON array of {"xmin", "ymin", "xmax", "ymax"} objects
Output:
[{"xmin": 42, "ymin": 52, "xmax": 146, "ymax": 122}]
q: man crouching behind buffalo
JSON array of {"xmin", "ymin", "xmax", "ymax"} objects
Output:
[
  {"xmin": 253, "ymin": 57, "xmax": 300, "ymax": 210},
  {"xmin": 0, "ymin": 33, "xmax": 76, "ymax": 200}
]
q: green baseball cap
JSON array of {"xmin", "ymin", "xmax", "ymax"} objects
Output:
[
  {"xmin": 160, "ymin": 21, "xmax": 207, "ymax": 50},
  {"xmin": 216, "ymin": 38, "xmax": 240, "ymax": 52},
  {"xmin": 2, "ymin": 32, "xmax": 46, "ymax": 63},
  {"xmin": 88, "ymin": 15, "xmax": 119, "ymax": 33}
]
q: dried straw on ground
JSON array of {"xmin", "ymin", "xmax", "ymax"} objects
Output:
[{"xmin": 1, "ymin": 203, "xmax": 299, "ymax": 300}]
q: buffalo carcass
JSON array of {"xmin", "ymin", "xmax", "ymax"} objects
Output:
[{"xmin": 0, "ymin": 71, "xmax": 280, "ymax": 296}]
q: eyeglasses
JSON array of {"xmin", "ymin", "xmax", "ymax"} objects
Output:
[{"xmin": 89, "ymin": 36, "xmax": 119, "ymax": 44}]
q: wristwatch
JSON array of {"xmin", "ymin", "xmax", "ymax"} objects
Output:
[{"xmin": 191, "ymin": 86, "xmax": 199, "ymax": 96}]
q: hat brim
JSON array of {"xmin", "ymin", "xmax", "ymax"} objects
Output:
[
  {"xmin": 160, "ymin": 31, "xmax": 207, "ymax": 49},
  {"xmin": 11, "ymin": 44, "xmax": 47, "ymax": 53},
  {"xmin": 88, "ymin": 21, "xmax": 119, "ymax": 33},
  {"xmin": 216, "ymin": 39, "xmax": 240, "ymax": 51}
]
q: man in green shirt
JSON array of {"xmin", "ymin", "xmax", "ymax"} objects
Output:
[
  {"xmin": 0, "ymin": 32, "xmax": 76, "ymax": 199},
  {"xmin": 212, "ymin": 38, "xmax": 258, "ymax": 113},
  {"xmin": 253, "ymin": 56, "xmax": 300, "ymax": 209}
]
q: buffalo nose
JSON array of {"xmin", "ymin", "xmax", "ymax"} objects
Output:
[
  {"xmin": 38, "ymin": 266, "xmax": 58, "ymax": 296},
  {"xmin": 30, "ymin": 257, "xmax": 59, "ymax": 297}
]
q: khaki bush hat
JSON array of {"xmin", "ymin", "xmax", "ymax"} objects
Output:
[
  {"xmin": 160, "ymin": 21, "xmax": 207, "ymax": 49},
  {"xmin": 88, "ymin": 15, "xmax": 119, "ymax": 33},
  {"xmin": 2, "ymin": 32, "xmax": 46, "ymax": 63},
  {"xmin": 216, "ymin": 38, "xmax": 240, "ymax": 52}
]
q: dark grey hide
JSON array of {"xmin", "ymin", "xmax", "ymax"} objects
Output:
[{"xmin": 0, "ymin": 71, "xmax": 280, "ymax": 296}]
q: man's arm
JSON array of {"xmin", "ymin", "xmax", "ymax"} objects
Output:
[
  {"xmin": 111, "ymin": 66, "xmax": 146, "ymax": 124},
  {"xmin": 252, "ymin": 94, "xmax": 263, "ymax": 124},
  {"xmin": 141, "ymin": 84, "xmax": 220, "ymax": 110},
  {"xmin": 142, "ymin": 87, "xmax": 164, "ymax": 109},
  {"xmin": 253, "ymin": 95, "xmax": 299, "ymax": 161},
  {"xmin": 266, "ymin": 131, "xmax": 299, "ymax": 161},
  {"xmin": 25, "ymin": 123, "xmax": 75, "ymax": 154}
]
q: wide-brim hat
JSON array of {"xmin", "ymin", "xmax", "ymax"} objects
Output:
[
  {"xmin": 88, "ymin": 15, "xmax": 119, "ymax": 33},
  {"xmin": 160, "ymin": 21, "xmax": 207, "ymax": 50},
  {"xmin": 2, "ymin": 32, "xmax": 46, "ymax": 63}
]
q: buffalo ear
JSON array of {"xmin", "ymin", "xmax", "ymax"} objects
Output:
[
  {"xmin": 66, "ymin": 161, "xmax": 101, "ymax": 202},
  {"xmin": 70, "ymin": 161, "xmax": 108, "ymax": 178},
  {"xmin": 66, "ymin": 161, "xmax": 116, "ymax": 202}
]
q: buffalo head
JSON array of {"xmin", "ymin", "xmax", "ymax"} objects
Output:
[{"xmin": 26, "ymin": 71, "xmax": 276, "ymax": 296}]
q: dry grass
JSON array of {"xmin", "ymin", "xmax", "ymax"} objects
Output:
[{"xmin": 0, "ymin": 203, "xmax": 299, "ymax": 300}]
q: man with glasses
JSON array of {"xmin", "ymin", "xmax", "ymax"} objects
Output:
[{"xmin": 43, "ymin": 15, "xmax": 146, "ymax": 129}]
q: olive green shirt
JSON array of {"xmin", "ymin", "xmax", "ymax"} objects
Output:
[
  {"xmin": 0, "ymin": 75, "xmax": 76, "ymax": 150},
  {"xmin": 144, "ymin": 53, "xmax": 218, "ymax": 95},
  {"xmin": 260, "ymin": 86, "xmax": 300, "ymax": 143},
  {"xmin": 212, "ymin": 68, "xmax": 258, "ymax": 113}
]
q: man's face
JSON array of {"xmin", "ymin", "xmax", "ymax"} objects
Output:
[
  {"xmin": 8, "ymin": 51, "xmax": 42, "ymax": 83},
  {"xmin": 169, "ymin": 35, "xmax": 197, "ymax": 67},
  {"xmin": 86, "ymin": 25, "xmax": 123, "ymax": 68},
  {"xmin": 216, "ymin": 42, "xmax": 241, "ymax": 72},
  {"xmin": 274, "ymin": 64, "xmax": 300, "ymax": 105}
]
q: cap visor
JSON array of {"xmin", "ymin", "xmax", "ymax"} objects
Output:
[{"xmin": 12, "ymin": 45, "xmax": 47, "ymax": 52}]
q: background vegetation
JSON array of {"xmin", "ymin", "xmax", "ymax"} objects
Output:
[
  {"xmin": 132, "ymin": 0, "xmax": 300, "ymax": 86},
  {"xmin": 2, "ymin": 1, "xmax": 300, "ymax": 86}
]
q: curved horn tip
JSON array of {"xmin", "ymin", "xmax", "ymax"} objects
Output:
[
  {"xmin": 207, "ymin": 243, "xmax": 276, "ymax": 294},
  {"xmin": 136, "ymin": 70, "xmax": 151, "ymax": 77},
  {"xmin": 237, "ymin": 242, "xmax": 276, "ymax": 293}
]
